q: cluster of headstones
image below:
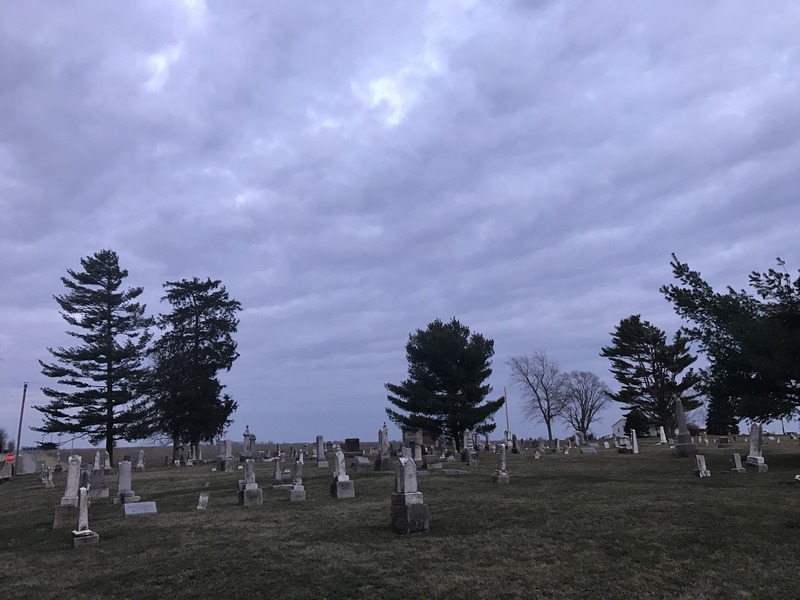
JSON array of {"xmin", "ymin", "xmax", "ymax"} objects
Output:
[{"xmin": 51, "ymin": 449, "xmax": 154, "ymax": 548}]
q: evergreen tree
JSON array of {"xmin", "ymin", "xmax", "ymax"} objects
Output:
[
  {"xmin": 148, "ymin": 277, "xmax": 241, "ymax": 459},
  {"xmin": 662, "ymin": 255, "xmax": 800, "ymax": 422},
  {"xmin": 385, "ymin": 318, "xmax": 505, "ymax": 450},
  {"xmin": 34, "ymin": 249, "xmax": 153, "ymax": 464},
  {"xmin": 623, "ymin": 408, "xmax": 650, "ymax": 436},
  {"xmin": 600, "ymin": 315, "xmax": 701, "ymax": 434}
]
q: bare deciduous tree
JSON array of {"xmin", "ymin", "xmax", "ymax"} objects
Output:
[
  {"xmin": 562, "ymin": 371, "xmax": 612, "ymax": 438},
  {"xmin": 508, "ymin": 351, "xmax": 566, "ymax": 440}
]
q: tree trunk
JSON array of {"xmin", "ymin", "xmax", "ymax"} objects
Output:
[
  {"xmin": 546, "ymin": 421, "xmax": 553, "ymax": 441},
  {"xmin": 172, "ymin": 436, "xmax": 180, "ymax": 462}
]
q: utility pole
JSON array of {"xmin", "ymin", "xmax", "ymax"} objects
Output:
[
  {"xmin": 12, "ymin": 382, "xmax": 27, "ymax": 477},
  {"xmin": 504, "ymin": 386, "xmax": 511, "ymax": 442}
]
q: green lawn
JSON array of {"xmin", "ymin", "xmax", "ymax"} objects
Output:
[{"xmin": 1, "ymin": 439, "xmax": 799, "ymax": 600}]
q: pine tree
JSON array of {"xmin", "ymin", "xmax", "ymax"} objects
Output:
[
  {"xmin": 600, "ymin": 314, "xmax": 701, "ymax": 433},
  {"xmin": 34, "ymin": 249, "xmax": 153, "ymax": 464},
  {"xmin": 148, "ymin": 277, "xmax": 241, "ymax": 459},
  {"xmin": 385, "ymin": 318, "xmax": 505, "ymax": 450}
]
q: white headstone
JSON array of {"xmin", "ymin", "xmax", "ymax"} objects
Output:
[
  {"xmin": 197, "ymin": 493, "xmax": 209, "ymax": 510},
  {"xmin": 61, "ymin": 455, "xmax": 81, "ymax": 506},
  {"xmin": 631, "ymin": 429, "xmax": 639, "ymax": 454},
  {"xmin": 658, "ymin": 426, "xmax": 668, "ymax": 444}
]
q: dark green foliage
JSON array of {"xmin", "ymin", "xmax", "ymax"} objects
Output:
[
  {"xmin": 148, "ymin": 278, "xmax": 241, "ymax": 455},
  {"xmin": 601, "ymin": 315, "xmax": 701, "ymax": 433},
  {"xmin": 705, "ymin": 393, "xmax": 739, "ymax": 435},
  {"xmin": 662, "ymin": 255, "xmax": 800, "ymax": 423},
  {"xmin": 623, "ymin": 408, "xmax": 650, "ymax": 436},
  {"xmin": 385, "ymin": 317, "xmax": 505, "ymax": 449},
  {"xmin": 34, "ymin": 250, "xmax": 153, "ymax": 463}
]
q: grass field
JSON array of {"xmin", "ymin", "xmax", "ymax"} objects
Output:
[{"xmin": 1, "ymin": 439, "xmax": 799, "ymax": 600}]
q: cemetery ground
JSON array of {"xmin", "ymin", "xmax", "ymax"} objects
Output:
[{"xmin": 1, "ymin": 441, "xmax": 799, "ymax": 600}]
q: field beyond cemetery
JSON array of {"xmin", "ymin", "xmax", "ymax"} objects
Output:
[{"xmin": 1, "ymin": 440, "xmax": 799, "ymax": 600}]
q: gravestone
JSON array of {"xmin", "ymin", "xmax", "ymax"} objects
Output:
[
  {"xmin": 375, "ymin": 422, "xmax": 393, "ymax": 471},
  {"xmin": 72, "ymin": 487, "xmax": 99, "ymax": 548},
  {"xmin": 674, "ymin": 398, "xmax": 697, "ymax": 458},
  {"xmin": 273, "ymin": 457, "xmax": 283, "ymax": 483},
  {"xmin": 103, "ymin": 451, "xmax": 112, "ymax": 474},
  {"xmin": 391, "ymin": 457, "xmax": 429, "ymax": 534},
  {"xmin": 35, "ymin": 460, "xmax": 45, "ymax": 475},
  {"xmin": 290, "ymin": 459, "xmax": 306, "ymax": 502},
  {"xmin": 330, "ymin": 447, "xmax": 355, "ymax": 499},
  {"xmin": 631, "ymin": 429, "xmax": 639, "ymax": 454},
  {"xmin": 93, "ymin": 451, "xmax": 101, "ymax": 470},
  {"xmin": 88, "ymin": 467, "xmax": 109, "ymax": 499},
  {"xmin": 534, "ymin": 451, "xmax": 541, "ymax": 459},
  {"xmin": 114, "ymin": 460, "xmax": 140, "ymax": 504},
  {"xmin": 54, "ymin": 456, "xmax": 82, "ymax": 528},
  {"xmin": 580, "ymin": 447, "xmax": 598, "ymax": 455},
  {"xmin": 492, "ymin": 444, "xmax": 510, "ymax": 484},
  {"xmin": 343, "ymin": 438, "xmax": 360, "ymax": 453},
  {"xmin": 745, "ymin": 424, "xmax": 768, "ymax": 472},
  {"xmin": 603, "ymin": 441, "xmax": 610, "ymax": 449},
  {"xmin": 316, "ymin": 435, "xmax": 329, "ymax": 468},
  {"xmin": 511, "ymin": 434, "xmax": 519, "ymax": 454},
  {"xmin": 124, "ymin": 501, "xmax": 158, "ymax": 517},
  {"xmin": 135, "ymin": 450, "xmax": 145, "ymax": 473},
  {"xmin": 197, "ymin": 493, "xmax": 209, "ymax": 510},
  {"xmin": 44, "ymin": 466, "xmax": 55, "ymax": 488},
  {"xmin": 658, "ymin": 426, "xmax": 668, "ymax": 444},
  {"xmin": 241, "ymin": 459, "xmax": 263, "ymax": 506},
  {"xmin": 352, "ymin": 456, "xmax": 371, "ymax": 469},
  {"xmin": 731, "ymin": 453, "xmax": 746, "ymax": 474},
  {"xmin": 694, "ymin": 454, "xmax": 711, "ymax": 477}
]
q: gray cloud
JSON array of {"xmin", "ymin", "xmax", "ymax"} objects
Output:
[{"xmin": 2, "ymin": 0, "xmax": 799, "ymax": 446}]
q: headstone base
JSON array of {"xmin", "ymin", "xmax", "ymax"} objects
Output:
[
  {"xmin": 316, "ymin": 460, "xmax": 329, "ymax": 468},
  {"xmin": 135, "ymin": 466, "xmax": 145, "ymax": 473},
  {"xmin": 674, "ymin": 443, "xmax": 697, "ymax": 458},
  {"xmin": 53, "ymin": 505, "xmax": 79, "ymax": 529},
  {"xmin": 745, "ymin": 461, "xmax": 768, "ymax": 473},
  {"xmin": 241, "ymin": 488, "xmax": 263, "ymax": 506},
  {"xmin": 694, "ymin": 469, "xmax": 711, "ymax": 478},
  {"xmin": 87, "ymin": 487, "xmax": 109, "ymax": 499},
  {"xmin": 391, "ymin": 495, "xmax": 429, "ymax": 535},
  {"xmin": 731, "ymin": 467, "xmax": 746, "ymax": 474},
  {"xmin": 290, "ymin": 486, "xmax": 306, "ymax": 502},
  {"xmin": 72, "ymin": 531, "xmax": 99, "ymax": 548},
  {"xmin": 330, "ymin": 479, "xmax": 355, "ymax": 499},
  {"xmin": 374, "ymin": 455, "xmax": 393, "ymax": 471},
  {"xmin": 492, "ymin": 471, "xmax": 510, "ymax": 484},
  {"xmin": 272, "ymin": 484, "xmax": 294, "ymax": 490},
  {"xmin": 113, "ymin": 493, "xmax": 141, "ymax": 505}
]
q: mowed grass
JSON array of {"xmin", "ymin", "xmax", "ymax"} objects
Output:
[{"xmin": 1, "ymin": 440, "xmax": 800, "ymax": 600}]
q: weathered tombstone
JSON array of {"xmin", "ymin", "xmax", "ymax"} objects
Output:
[
  {"xmin": 103, "ymin": 450, "xmax": 112, "ymax": 474},
  {"xmin": 603, "ymin": 441, "xmax": 610, "ymax": 449},
  {"xmin": 225, "ymin": 456, "xmax": 235, "ymax": 472},
  {"xmin": 375, "ymin": 422, "xmax": 393, "ymax": 471},
  {"xmin": 316, "ymin": 435, "xmax": 329, "ymax": 468},
  {"xmin": 413, "ymin": 445, "xmax": 423, "ymax": 463},
  {"xmin": 54, "ymin": 456, "xmax": 82, "ymax": 527},
  {"xmin": 135, "ymin": 450, "xmax": 145, "ymax": 473},
  {"xmin": 35, "ymin": 459, "xmax": 46, "ymax": 475},
  {"xmin": 273, "ymin": 457, "xmax": 283, "ymax": 483},
  {"xmin": 330, "ymin": 447, "xmax": 355, "ymax": 499},
  {"xmin": 241, "ymin": 459, "xmax": 263, "ymax": 506},
  {"xmin": 93, "ymin": 451, "xmax": 101, "ymax": 470},
  {"xmin": 88, "ymin": 467, "xmax": 109, "ymax": 499},
  {"xmin": 197, "ymin": 493, "xmax": 209, "ymax": 510},
  {"xmin": 402, "ymin": 447, "xmax": 412, "ymax": 459},
  {"xmin": 44, "ymin": 466, "xmax": 55, "ymax": 488},
  {"xmin": 579, "ymin": 447, "xmax": 598, "ymax": 454},
  {"xmin": 492, "ymin": 444, "xmax": 510, "ymax": 484},
  {"xmin": 124, "ymin": 501, "xmax": 157, "ymax": 517},
  {"xmin": 731, "ymin": 453, "xmax": 746, "ymax": 474},
  {"xmin": 745, "ymin": 424, "xmax": 768, "ymax": 472},
  {"xmin": 352, "ymin": 456, "xmax": 371, "ymax": 469},
  {"xmin": 694, "ymin": 454, "xmax": 711, "ymax": 477},
  {"xmin": 115, "ymin": 460, "xmax": 140, "ymax": 504},
  {"xmin": 390, "ymin": 457, "xmax": 429, "ymax": 534},
  {"xmin": 290, "ymin": 459, "xmax": 306, "ymax": 501},
  {"xmin": 563, "ymin": 448, "xmax": 570, "ymax": 455},
  {"xmin": 631, "ymin": 429, "xmax": 639, "ymax": 454},
  {"xmin": 658, "ymin": 426, "xmax": 668, "ymax": 444},
  {"xmin": 674, "ymin": 398, "xmax": 697, "ymax": 458},
  {"xmin": 242, "ymin": 425, "xmax": 253, "ymax": 458},
  {"xmin": 511, "ymin": 434, "xmax": 519, "ymax": 454},
  {"xmin": 72, "ymin": 487, "xmax": 99, "ymax": 548}
]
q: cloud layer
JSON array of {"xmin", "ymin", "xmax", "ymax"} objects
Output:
[{"xmin": 2, "ymin": 1, "xmax": 799, "ymax": 446}]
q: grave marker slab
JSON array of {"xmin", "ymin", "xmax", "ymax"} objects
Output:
[{"xmin": 124, "ymin": 502, "xmax": 158, "ymax": 517}]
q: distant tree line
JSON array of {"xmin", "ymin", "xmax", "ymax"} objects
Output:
[{"xmin": 34, "ymin": 249, "xmax": 241, "ymax": 464}]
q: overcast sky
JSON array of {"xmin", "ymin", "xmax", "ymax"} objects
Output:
[{"xmin": 2, "ymin": 1, "xmax": 799, "ymax": 448}]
